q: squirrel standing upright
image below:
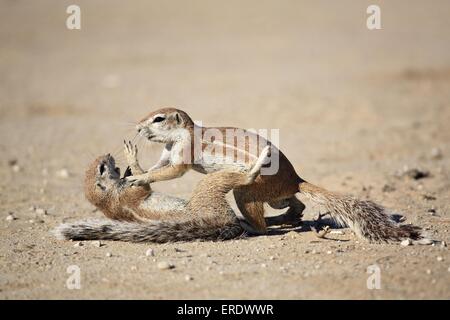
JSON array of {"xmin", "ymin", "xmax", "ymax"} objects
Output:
[{"xmin": 126, "ymin": 107, "xmax": 422, "ymax": 243}]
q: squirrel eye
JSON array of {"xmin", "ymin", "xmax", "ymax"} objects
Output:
[
  {"xmin": 99, "ymin": 163, "xmax": 106, "ymax": 175},
  {"xmin": 153, "ymin": 116, "xmax": 165, "ymax": 123}
]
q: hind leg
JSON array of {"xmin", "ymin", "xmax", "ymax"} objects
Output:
[
  {"xmin": 285, "ymin": 196, "xmax": 305, "ymax": 225},
  {"xmin": 192, "ymin": 146, "xmax": 271, "ymax": 232},
  {"xmin": 234, "ymin": 189, "xmax": 267, "ymax": 234},
  {"xmin": 265, "ymin": 196, "xmax": 305, "ymax": 227}
]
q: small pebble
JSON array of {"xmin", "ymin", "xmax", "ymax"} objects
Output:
[
  {"xmin": 92, "ymin": 240, "xmax": 102, "ymax": 248},
  {"xmin": 399, "ymin": 166, "xmax": 430, "ymax": 180},
  {"xmin": 430, "ymin": 148, "xmax": 443, "ymax": 160},
  {"xmin": 269, "ymin": 256, "xmax": 275, "ymax": 260},
  {"xmin": 327, "ymin": 250, "xmax": 332, "ymax": 254},
  {"xmin": 12, "ymin": 165, "xmax": 21, "ymax": 173},
  {"xmin": 184, "ymin": 275, "xmax": 193, "ymax": 281},
  {"xmin": 106, "ymin": 252, "xmax": 112, "ymax": 257},
  {"xmin": 157, "ymin": 261, "xmax": 174, "ymax": 270},
  {"xmin": 73, "ymin": 242, "xmax": 83, "ymax": 247},
  {"xmin": 426, "ymin": 269, "xmax": 431, "ymax": 275},
  {"xmin": 6, "ymin": 213, "xmax": 15, "ymax": 221},
  {"xmin": 441, "ymin": 241, "xmax": 447, "ymax": 248},
  {"xmin": 437, "ymin": 256, "xmax": 443, "ymax": 262},
  {"xmin": 145, "ymin": 248, "xmax": 154, "ymax": 256},
  {"xmin": 261, "ymin": 263, "xmax": 267, "ymax": 268},
  {"xmin": 56, "ymin": 169, "xmax": 70, "ymax": 179},
  {"xmin": 401, "ymin": 239, "xmax": 412, "ymax": 246},
  {"xmin": 35, "ymin": 208, "xmax": 47, "ymax": 216},
  {"xmin": 131, "ymin": 266, "xmax": 137, "ymax": 271}
]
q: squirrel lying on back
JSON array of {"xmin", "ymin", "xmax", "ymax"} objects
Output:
[{"xmin": 54, "ymin": 146, "xmax": 278, "ymax": 242}]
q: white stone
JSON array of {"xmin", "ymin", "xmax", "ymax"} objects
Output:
[
  {"xmin": 35, "ymin": 208, "xmax": 47, "ymax": 215},
  {"xmin": 92, "ymin": 240, "xmax": 102, "ymax": 247},
  {"xmin": 401, "ymin": 239, "xmax": 412, "ymax": 246},
  {"xmin": 56, "ymin": 169, "xmax": 70, "ymax": 179},
  {"xmin": 157, "ymin": 261, "xmax": 173, "ymax": 270}
]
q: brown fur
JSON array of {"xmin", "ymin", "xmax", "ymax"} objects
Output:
[
  {"xmin": 132, "ymin": 107, "xmax": 423, "ymax": 242},
  {"xmin": 55, "ymin": 148, "xmax": 272, "ymax": 243},
  {"xmin": 131, "ymin": 107, "xmax": 305, "ymax": 233},
  {"xmin": 84, "ymin": 155, "xmax": 153, "ymax": 222}
]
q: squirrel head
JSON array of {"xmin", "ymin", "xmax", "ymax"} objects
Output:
[
  {"xmin": 84, "ymin": 154, "xmax": 152, "ymax": 221},
  {"xmin": 84, "ymin": 154, "xmax": 122, "ymax": 208},
  {"xmin": 136, "ymin": 107, "xmax": 194, "ymax": 143}
]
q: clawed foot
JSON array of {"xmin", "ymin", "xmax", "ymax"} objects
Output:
[
  {"xmin": 311, "ymin": 212, "xmax": 331, "ymax": 238},
  {"xmin": 125, "ymin": 173, "xmax": 150, "ymax": 186},
  {"xmin": 123, "ymin": 140, "xmax": 139, "ymax": 167}
]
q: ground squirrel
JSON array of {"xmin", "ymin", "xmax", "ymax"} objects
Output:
[
  {"xmin": 126, "ymin": 107, "xmax": 422, "ymax": 242},
  {"xmin": 54, "ymin": 146, "xmax": 272, "ymax": 242}
]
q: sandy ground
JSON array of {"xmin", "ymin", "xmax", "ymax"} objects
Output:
[{"xmin": 0, "ymin": 0, "xmax": 449, "ymax": 299}]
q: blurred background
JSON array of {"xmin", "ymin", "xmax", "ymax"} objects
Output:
[
  {"xmin": 0, "ymin": 0, "xmax": 449, "ymax": 299},
  {"xmin": 1, "ymin": 0, "xmax": 449, "ymax": 174}
]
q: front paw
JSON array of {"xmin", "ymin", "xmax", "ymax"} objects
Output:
[
  {"xmin": 123, "ymin": 140, "xmax": 139, "ymax": 166},
  {"xmin": 125, "ymin": 174, "xmax": 150, "ymax": 186}
]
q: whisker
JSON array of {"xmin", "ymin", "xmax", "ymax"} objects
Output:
[{"xmin": 114, "ymin": 121, "xmax": 139, "ymax": 128}]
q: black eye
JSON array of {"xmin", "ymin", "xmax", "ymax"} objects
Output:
[
  {"xmin": 153, "ymin": 116, "xmax": 165, "ymax": 123},
  {"xmin": 99, "ymin": 163, "xmax": 106, "ymax": 175}
]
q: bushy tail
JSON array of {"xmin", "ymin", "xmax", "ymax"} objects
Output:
[
  {"xmin": 53, "ymin": 216, "xmax": 244, "ymax": 243},
  {"xmin": 299, "ymin": 182, "xmax": 422, "ymax": 243}
]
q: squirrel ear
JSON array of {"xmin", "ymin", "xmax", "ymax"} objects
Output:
[{"xmin": 174, "ymin": 112, "xmax": 182, "ymax": 125}]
